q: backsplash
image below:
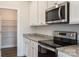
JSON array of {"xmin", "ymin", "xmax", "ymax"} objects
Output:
[{"xmin": 31, "ymin": 24, "xmax": 79, "ymax": 44}]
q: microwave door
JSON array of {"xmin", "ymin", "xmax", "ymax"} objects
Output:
[
  {"xmin": 46, "ymin": 2, "xmax": 69, "ymax": 24},
  {"xmin": 46, "ymin": 8, "xmax": 60, "ymax": 23}
]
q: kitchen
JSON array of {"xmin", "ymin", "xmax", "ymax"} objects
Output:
[
  {"xmin": 0, "ymin": 1, "xmax": 79, "ymax": 57},
  {"xmin": 23, "ymin": 1, "xmax": 79, "ymax": 57}
]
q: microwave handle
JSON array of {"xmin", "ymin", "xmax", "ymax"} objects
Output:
[{"xmin": 58, "ymin": 7, "xmax": 61, "ymax": 20}]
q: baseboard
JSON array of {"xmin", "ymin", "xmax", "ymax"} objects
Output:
[{"xmin": 1, "ymin": 45, "xmax": 17, "ymax": 48}]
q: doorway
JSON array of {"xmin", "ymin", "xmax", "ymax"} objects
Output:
[{"xmin": 0, "ymin": 8, "xmax": 17, "ymax": 57}]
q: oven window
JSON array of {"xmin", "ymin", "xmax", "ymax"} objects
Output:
[
  {"xmin": 38, "ymin": 45, "xmax": 57, "ymax": 57},
  {"xmin": 46, "ymin": 8, "xmax": 60, "ymax": 21}
]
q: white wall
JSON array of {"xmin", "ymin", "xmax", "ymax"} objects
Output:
[
  {"xmin": 32, "ymin": 24, "xmax": 79, "ymax": 44},
  {"xmin": 0, "ymin": 1, "xmax": 33, "ymax": 56}
]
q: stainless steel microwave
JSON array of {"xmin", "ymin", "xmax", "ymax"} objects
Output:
[{"xmin": 46, "ymin": 2, "xmax": 69, "ymax": 24}]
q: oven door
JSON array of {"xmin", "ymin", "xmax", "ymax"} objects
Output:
[{"xmin": 38, "ymin": 44, "xmax": 57, "ymax": 57}]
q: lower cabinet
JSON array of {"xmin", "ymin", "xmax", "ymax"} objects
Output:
[
  {"xmin": 25, "ymin": 38, "xmax": 31, "ymax": 57},
  {"xmin": 58, "ymin": 51, "xmax": 72, "ymax": 57},
  {"xmin": 30, "ymin": 40, "xmax": 38, "ymax": 57},
  {"xmin": 24, "ymin": 38, "xmax": 38, "ymax": 57}
]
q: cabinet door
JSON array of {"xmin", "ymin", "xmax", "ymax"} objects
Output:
[
  {"xmin": 38, "ymin": 1, "xmax": 48, "ymax": 25},
  {"xmin": 31, "ymin": 40, "xmax": 38, "ymax": 57},
  {"xmin": 33, "ymin": 41, "xmax": 38, "ymax": 57},
  {"xmin": 25, "ymin": 38, "xmax": 31, "ymax": 57},
  {"xmin": 29, "ymin": 1, "xmax": 38, "ymax": 26},
  {"xmin": 47, "ymin": 1, "xmax": 64, "ymax": 8},
  {"xmin": 69, "ymin": 1, "xmax": 79, "ymax": 24}
]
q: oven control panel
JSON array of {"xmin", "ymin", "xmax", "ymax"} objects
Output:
[{"xmin": 53, "ymin": 31, "xmax": 77, "ymax": 40}]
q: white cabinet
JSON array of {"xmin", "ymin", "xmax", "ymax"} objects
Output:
[
  {"xmin": 31, "ymin": 40, "xmax": 38, "ymax": 57},
  {"xmin": 58, "ymin": 51, "xmax": 72, "ymax": 57},
  {"xmin": 29, "ymin": 1, "xmax": 47, "ymax": 26},
  {"xmin": 24, "ymin": 38, "xmax": 38, "ymax": 57},
  {"xmin": 38, "ymin": 1, "xmax": 47, "ymax": 25},
  {"xmin": 29, "ymin": 1, "xmax": 38, "ymax": 26},
  {"xmin": 69, "ymin": 2, "xmax": 79, "ymax": 24},
  {"xmin": 24, "ymin": 38, "xmax": 31, "ymax": 57}
]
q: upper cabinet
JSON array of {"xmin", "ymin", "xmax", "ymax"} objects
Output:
[
  {"xmin": 29, "ymin": 1, "xmax": 38, "ymax": 26},
  {"xmin": 69, "ymin": 2, "xmax": 79, "ymax": 24},
  {"xmin": 38, "ymin": 1, "xmax": 48, "ymax": 25},
  {"xmin": 29, "ymin": 1, "xmax": 48, "ymax": 26}
]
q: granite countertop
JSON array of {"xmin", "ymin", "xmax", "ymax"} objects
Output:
[
  {"xmin": 57, "ymin": 45, "xmax": 79, "ymax": 57},
  {"xmin": 23, "ymin": 33, "xmax": 79, "ymax": 57},
  {"xmin": 23, "ymin": 33, "xmax": 53, "ymax": 42}
]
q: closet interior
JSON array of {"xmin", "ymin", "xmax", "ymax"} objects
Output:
[{"xmin": 0, "ymin": 9, "xmax": 17, "ymax": 57}]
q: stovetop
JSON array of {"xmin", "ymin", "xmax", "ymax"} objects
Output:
[
  {"xmin": 38, "ymin": 40, "xmax": 76, "ymax": 48},
  {"xmin": 38, "ymin": 31, "xmax": 77, "ymax": 49},
  {"xmin": 38, "ymin": 40, "xmax": 63, "ymax": 48}
]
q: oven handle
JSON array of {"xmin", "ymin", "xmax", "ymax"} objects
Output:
[
  {"xmin": 58, "ymin": 7, "xmax": 62, "ymax": 20},
  {"xmin": 38, "ymin": 43, "xmax": 57, "ymax": 52}
]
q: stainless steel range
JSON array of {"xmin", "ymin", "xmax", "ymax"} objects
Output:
[{"xmin": 38, "ymin": 31, "xmax": 77, "ymax": 57}]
